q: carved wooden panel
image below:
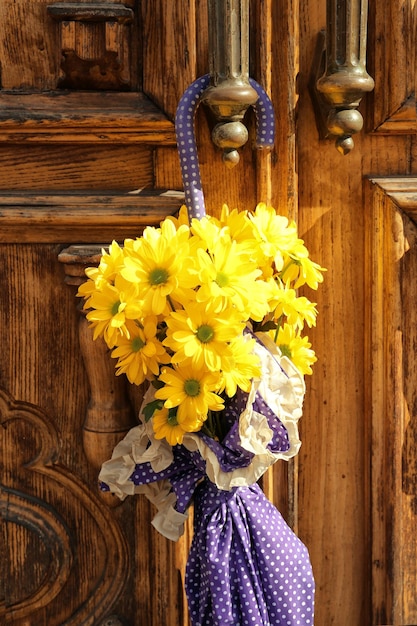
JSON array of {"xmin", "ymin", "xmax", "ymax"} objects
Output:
[
  {"xmin": 367, "ymin": 0, "xmax": 416, "ymax": 134},
  {"xmin": 0, "ymin": 0, "xmax": 138, "ymax": 92},
  {"xmin": 0, "ymin": 0, "xmax": 60, "ymax": 90},
  {"xmin": 0, "ymin": 3, "xmax": 204, "ymax": 623},
  {"xmin": 141, "ymin": 0, "xmax": 200, "ymax": 119},
  {"xmin": 0, "ymin": 237, "xmax": 189, "ymax": 624},
  {"xmin": 0, "ymin": 388, "xmax": 130, "ymax": 624},
  {"xmin": 47, "ymin": 2, "xmax": 135, "ymax": 91},
  {"xmin": 366, "ymin": 177, "xmax": 417, "ymax": 625},
  {"xmin": 0, "ymin": 0, "xmax": 200, "ymax": 115}
]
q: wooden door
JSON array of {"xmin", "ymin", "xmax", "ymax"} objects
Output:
[
  {"xmin": 0, "ymin": 3, "xmax": 197, "ymax": 625},
  {"xmin": 298, "ymin": 1, "xmax": 417, "ymax": 625},
  {"xmin": 0, "ymin": 1, "xmax": 416, "ymax": 625}
]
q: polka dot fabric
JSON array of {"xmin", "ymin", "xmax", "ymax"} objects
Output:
[
  {"xmin": 186, "ymin": 481, "xmax": 315, "ymax": 626},
  {"xmin": 123, "ymin": 385, "xmax": 292, "ymax": 515},
  {"xmin": 248, "ymin": 78, "xmax": 276, "ymax": 150},
  {"xmin": 175, "ymin": 74, "xmax": 210, "ymax": 220}
]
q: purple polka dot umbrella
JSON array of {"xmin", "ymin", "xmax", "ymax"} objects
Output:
[
  {"xmin": 173, "ymin": 77, "xmax": 315, "ymax": 625},
  {"xmin": 175, "ymin": 74, "xmax": 276, "ymax": 220}
]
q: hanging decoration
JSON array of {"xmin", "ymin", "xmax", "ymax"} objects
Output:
[{"xmin": 77, "ymin": 4, "xmax": 325, "ymax": 625}]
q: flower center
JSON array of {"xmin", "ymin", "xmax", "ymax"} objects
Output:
[
  {"xmin": 132, "ymin": 337, "xmax": 145, "ymax": 352},
  {"xmin": 111, "ymin": 300, "xmax": 121, "ymax": 315},
  {"xmin": 279, "ymin": 344, "xmax": 292, "ymax": 359},
  {"xmin": 215, "ymin": 271, "xmax": 229, "ymax": 288},
  {"xmin": 167, "ymin": 409, "xmax": 179, "ymax": 426},
  {"xmin": 184, "ymin": 379, "xmax": 200, "ymax": 397},
  {"xmin": 196, "ymin": 324, "xmax": 214, "ymax": 344},
  {"xmin": 149, "ymin": 267, "xmax": 169, "ymax": 286}
]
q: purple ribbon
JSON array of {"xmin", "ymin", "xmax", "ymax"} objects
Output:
[
  {"xmin": 175, "ymin": 75, "xmax": 276, "ymax": 220},
  {"xmin": 102, "ymin": 387, "xmax": 291, "ymax": 515}
]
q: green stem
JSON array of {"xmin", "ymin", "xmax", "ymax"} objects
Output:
[
  {"xmin": 215, "ymin": 410, "xmax": 226, "ymax": 442},
  {"xmin": 203, "ymin": 410, "xmax": 216, "ymax": 439},
  {"xmin": 279, "ymin": 258, "xmax": 296, "ymax": 281},
  {"xmin": 273, "ymin": 315, "xmax": 285, "ymax": 342},
  {"xmin": 166, "ymin": 295, "xmax": 176, "ymax": 312}
]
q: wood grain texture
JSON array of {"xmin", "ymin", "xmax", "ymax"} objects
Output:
[
  {"xmin": 256, "ymin": 0, "xmax": 299, "ymax": 218},
  {"xmin": 0, "ymin": 0, "xmax": 140, "ymax": 91},
  {"xmin": 367, "ymin": 0, "xmax": 416, "ymax": 133},
  {"xmin": 47, "ymin": 3, "xmax": 134, "ymax": 22},
  {"xmin": 0, "ymin": 1, "xmax": 60, "ymax": 90},
  {"xmin": 0, "ymin": 92, "xmax": 176, "ymax": 143},
  {"xmin": 0, "ymin": 191, "xmax": 184, "ymax": 242},
  {"xmin": 400, "ymin": 219, "xmax": 417, "ymax": 622},
  {"xmin": 0, "ymin": 245, "xmax": 139, "ymax": 625},
  {"xmin": 1, "ymin": 0, "xmax": 416, "ymax": 624},
  {"xmin": 142, "ymin": 0, "xmax": 198, "ymax": 120},
  {"xmin": 0, "ymin": 145, "xmax": 154, "ymax": 191},
  {"xmin": 0, "ymin": 2, "xmax": 191, "ymax": 624},
  {"xmin": 300, "ymin": 14, "xmax": 367, "ymax": 625}
]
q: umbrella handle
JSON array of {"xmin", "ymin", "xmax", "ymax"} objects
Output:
[
  {"xmin": 175, "ymin": 75, "xmax": 275, "ymax": 220},
  {"xmin": 249, "ymin": 78, "xmax": 276, "ymax": 151}
]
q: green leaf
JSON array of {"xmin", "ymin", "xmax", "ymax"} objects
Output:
[
  {"xmin": 257, "ymin": 320, "xmax": 278, "ymax": 332},
  {"xmin": 142, "ymin": 399, "xmax": 164, "ymax": 422}
]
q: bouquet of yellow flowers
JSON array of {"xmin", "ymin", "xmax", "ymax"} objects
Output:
[
  {"xmin": 78, "ymin": 202, "xmax": 323, "ymax": 448},
  {"xmin": 79, "ymin": 201, "xmax": 322, "ymax": 625}
]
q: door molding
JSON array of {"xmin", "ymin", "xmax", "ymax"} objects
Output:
[
  {"xmin": 367, "ymin": 1, "xmax": 416, "ymax": 134},
  {"xmin": 366, "ymin": 177, "xmax": 417, "ymax": 624},
  {"xmin": 0, "ymin": 190, "xmax": 183, "ymax": 243}
]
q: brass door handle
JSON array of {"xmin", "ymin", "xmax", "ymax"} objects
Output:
[
  {"xmin": 311, "ymin": 0, "xmax": 375, "ymax": 154},
  {"xmin": 202, "ymin": 0, "xmax": 258, "ymax": 166}
]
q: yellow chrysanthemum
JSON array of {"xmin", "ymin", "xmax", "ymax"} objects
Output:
[
  {"xmin": 191, "ymin": 215, "xmax": 228, "ymax": 251},
  {"xmin": 165, "ymin": 204, "xmax": 190, "ymax": 229},
  {"xmin": 195, "ymin": 239, "xmax": 269, "ymax": 321},
  {"xmin": 120, "ymin": 236, "xmax": 142, "ymax": 260},
  {"xmin": 111, "ymin": 318, "xmax": 170, "ymax": 385},
  {"xmin": 268, "ymin": 282, "xmax": 318, "ymax": 330},
  {"xmin": 163, "ymin": 301, "xmax": 244, "ymax": 371},
  {"xmin": 77, "ymin": 276, "xmax": 98, "ymax": 301},
  {"xmin": 77, "ymin": 200, "xmax": 324, "ymax": 445},
  {"xmin": 280, "ymin": 250, "xmax": 325, "ymax": 290},
  {"xmin": 155, "ymin": 363, "xmax": 224, "ymax": 422},
  {"xmin": 249, "ymin": 203, "xmax": 299, "ymax": 271},
  {"xmin": 274, "ymin": 323, "xmax": 317, "ymax": 375},
  {"xmin": 192, "ymin": 207, "xmax": 259, "ymax": 267},
  {"xmin": 84, "ymin": 276, "xmax": 142, "ymax": 347},
  {"xmin": 77, "ymin": 241, "xmax": 127, "ymax": 301},
  {"xmin": 218, "ymin": 204, "xmax": 257, "ymax": 244},
  {"xmin": 96, "ymin": 240, "xmax": 126, "ymax": 284},
  {"xmin": 121, "ymin": 220, "xmax": 197, "ymax": 315},
  {"xmin": 219, "ymin": 334, "xmax": 261, "ymax": 397},
  {"xmin": 152, "ymin": 407, "xmax": 203, "ymax": 446}
]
